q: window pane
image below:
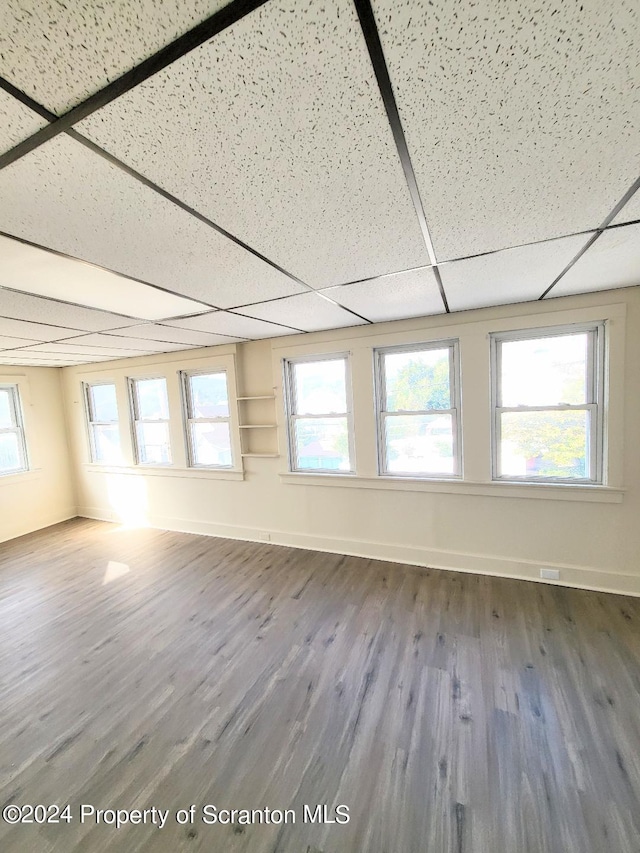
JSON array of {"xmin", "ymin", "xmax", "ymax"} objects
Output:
[
  {"xmin": 190, "ymin": 422, "xmax": 232, "ymax": 466},
  {"xmin": 501, "ymin": 334, "xmax": 588, "ymax": 407},
  {"xmin": 189, "ymin": 373, "xmax": 229, "ymax": 418},
  {"xmin": 294, "ymin": 417, "xmax": 351, "ymax": 471},
  {"xmin": 384, "ymin": 348, "xmax": 451, "ymax": 412},
  {"xmin": 92, "ymin": 424, "xmax": 122, "ymax": 464},
  {"xmin": 136, "ymin": 422, "xmax": 171, "ymax": 464},
  {"xmin": 89, "ymin": 383, "xmax": 118, "ymax": 422},
  {"xmin": 0, "ymin": 431, "xmax": 22, "ymax": 472},
  {"xmin": 0, "ymin": 389, "xmax": 14, "ymax": 428},
  {"xmin": 293, "ymin": 360, "xmax": 347, "ymax": 415},
  {"xmin": 135, "ymin": 378, "xmax": 169, "ymax": 419},
  {"xmin": 500, "ymin": 410, "xmax": 589, "ymax": 479},
  {"xmin": 384, "ymin": 414, "xmax": 454, "ymax": 475}
]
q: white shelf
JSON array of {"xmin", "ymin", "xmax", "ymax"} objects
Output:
[{"xmin": 237, "ymin": 391, "xmax": 278, "ymax": 457}]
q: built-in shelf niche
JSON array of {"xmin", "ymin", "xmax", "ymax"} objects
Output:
[{"xmin": 237, "ymin": 395, "xmax": 279, "ymax": 458}]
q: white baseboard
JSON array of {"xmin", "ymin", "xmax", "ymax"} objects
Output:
[
  {"xmin": 0, "ymin": 508, "xmax": 78, "ymax": 544},
  {"xmin": 77, "ymin": 506, "xmax": 640, "ymax": 598}
]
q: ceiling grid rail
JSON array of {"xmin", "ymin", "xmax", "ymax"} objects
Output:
[
  {"xmin": 0, "ymin": 0, "xmax": 638, "ymax": 352},
  {"xmin": 352, "ymin": 0, "xmax": 449, "ymax": 312},
  {"xmin": 538, "ymin": 175, "xmax": 640, "ymax": 300}
]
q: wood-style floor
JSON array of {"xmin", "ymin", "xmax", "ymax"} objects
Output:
[{"xmin": 0, "ymin": 519, "xmax": 639, "ymax": 853}]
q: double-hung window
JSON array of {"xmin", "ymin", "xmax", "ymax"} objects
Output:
[
  {"xmin": 491, "ymin": 324, "xmax": 605, "ymax": 483},
  {"xmin": 284, "ymin": 354, "xmax": 354, "ymax": 473},
  {"xmin": 181, "ymin": 370, "xmax": 233, "ymax": 468},
  {"xmin": 0, "ymin": 384, "xmax": 28, "ymax": 475},
  {"xmin": 85, "ymin": 382, "xmax": 121, "ymax": 464},
  {"xmin": 375, "ymin": 341, "xmax": 461, "ymax": 477},
  {"xmin": 129, "ymin": 377, "xmax": 172, "ymax": 465}
]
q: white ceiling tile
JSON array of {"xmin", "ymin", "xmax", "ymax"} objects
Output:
[
  {"xmin": 0, "ymin": 334, "xmax": 37, "ymax": 349},
  {"xmin": 0, "ymin": 316, "xmax": 87, "ymax": 341},
  {"xmin": 0, "ymin": 287, "xmax": 142, "ymax": 331},
  {"xmin": 20, "ymin": 342, "xmax": 156, "ymax": 358},
  {"xmin": 0, "ymin": 1, "xmax": 230, "ymax": 113},
  {"xmin": 0, "ymin": 355, "xmax": 86, "ymax": 366},
  {"xmin": 0, "ymin": 234, "xmax": 211, "ymax": 320},
  {"xmin": 0, "ymin": 89, "xmax": 47, "ymax": 155},
  {"xmin": 439, "ymin": 234, "xmax": 590, "ymax": 312},
  {"xmin": 63, "ymin": 333, "xmax": 198, "ymax": 353},
  {"xmin": 0, "ymin": 135, "xmax": 305, "ymax": 307},
  {"xmin": 108, "ymin": 323, "xmax": 240, "ymax": 346},
  {"xmin": 239, "ymin": 293, "xmax": 368, "ymax": 332},
  {"xmin": 549, "ymin": 224, "xmax": 640, "ymax": 298},
  {"xmin": 78, "ymin": 0, "xmax": 429, "ymax": 287},
  {"xmin": 611, "ymin": 189, "xmax": 640, "ymax": 226},
  {"xmin": 167, "ymin": 312, "xmax": 297, "ymax": 340},
  {"xmin": 373, "ymin": 0, "xmax": 640, "ymax": 260},
  {"xmin": 322, "ymin": 268, "xmax": 445, "ymax": 322}
]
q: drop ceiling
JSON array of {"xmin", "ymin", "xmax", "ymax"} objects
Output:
[{"xmin": 0, "ymin": 0, "xmax": 638, "ymax": 366}]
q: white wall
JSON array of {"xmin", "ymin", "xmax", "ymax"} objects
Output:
[
  {"xmin": 0, "ymin": 366, "xmax": 76, "ymax": 542},
  {"xmin": 62, "ymin": 287, "xmax": 640, "ymax": 596}
]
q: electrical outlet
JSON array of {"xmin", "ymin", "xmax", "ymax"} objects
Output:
[
  {"xmin": 258, "ymin": 531, "xmax": 271, "ymax": 542},
  {"xmin": 540, "ymin": 568, "xmax": 560, "ymax": 580}
]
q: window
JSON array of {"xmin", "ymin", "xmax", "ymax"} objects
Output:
[
  {"xmin": 491, "ymin": 324, "xmax": 605, "ymax": 483},
  {"xmin": 129, "ymin": 377, "xmax": 172, "ymax": 465},
  {"xmin": 375, "ymin": 341, "xmax": 461, "ymax": 477},
  {"xmin": 284, "ymin": 354, "xmax": 354, "ymax": 473},
  {"xmin": 85, "ymin": 382, "xmax": 121, "ymax": 464},
  {"xmin": 181, "ymin": 370, "xmax": 233, "ymax": 468},
  {"xmin": 0, "ymin": 385, "xmax": 28, "ymax": 475}
]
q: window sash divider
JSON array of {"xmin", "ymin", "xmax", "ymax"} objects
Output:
[
  {"xmin": 188, "ymin": 416, "xmax": 230, "ymax": 425},
  {"xmin": 497, "ymin": 404, "xmax": 595, "ymax": 414},
  {"xmin": 290, "ymin": 412, "xmax": 348, "ymax": 421},
  {"xmin": 382, "ymin": 408, "xmax": 455, "ymax": 417}
]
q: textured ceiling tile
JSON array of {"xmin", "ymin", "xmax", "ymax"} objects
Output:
[
  {"xmin": 0, "ymin": 355, "xmax": 89, "ymax": 366},
  {"xmin": 111, "ymin": 323, "xmax": 240, "ymax": 346},
  {"xmin": 0, "ymin": 335, "xmax": 37, "ymax": 350},
  {"xmin": 0, "ymin": 0, "xmax": 230, "ymax": 113},
  {"xmin": 78, "ymin": 0, "xmax": 429, "ymax": 287},
  {"xmin": 611, "ymin": 189, "xmax": 640, "ymax": 225},
  {"xmin": 373, "ymin": 0, "xmax": 640, "ymax": 260},
  {"xmin": 0, "ymin": 89, "xmax": 47, "ymax": 155},
  {"xmin": 322, "ymin": 267, "xmax": 444, "ymax": 322},
  {"xmin": 0, "ymin": 135, "xmax": 305, "ymax": 308},
  {"xmin": 20, "ymin": 342, "xmax": 157, "ymax": 358},
  {"xmin": 64, "ymin": 333, "xmax": 198, "ymax": 353},
  {"xmin": 167, "ymin": 312, "xmax": 297, "ymax": 340},
  {"xmin": 0, "ymin": 316, "xmax": 87, "ymax": 341},
  {"xmin": 0, "ymin": 287, "xmax": 140, "ymax": 330},
  {"xmin": 439, "ymin": 234, "xmax": 589, "ymax": 312},
  {"xmin": 239, "ymin": 293, "xmax": 368, "ymax": 332},
  {"xmin": 549, "ymin": 224, "xmax": 640, "ymax": 298},
  {"xmin": 0, "ymin": 233, "xmax": 211, "ymax": 320}
]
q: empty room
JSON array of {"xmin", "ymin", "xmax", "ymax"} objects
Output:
[{"xmin": 0, "ymin": 0, "xmax": 639, "ymax": 851}]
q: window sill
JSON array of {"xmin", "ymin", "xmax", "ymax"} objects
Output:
[
  {"xmin": 279, "ymin": 472, "xmax": 624, "ymax": 502},
  {"xmin": 0, "ymin": 468, "xmax": 41, "ymax": 485},
  {"xmin": 83, "ymin": 463, "xmax": 244, "ymax": 482}
]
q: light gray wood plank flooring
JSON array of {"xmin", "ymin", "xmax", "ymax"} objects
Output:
[{"xmin": 0, "ymin": 518, "xmax": 639, "ymax": 852}]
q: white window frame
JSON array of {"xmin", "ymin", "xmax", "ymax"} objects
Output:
[
  {"xmin": 491, "ymin": 322, "xmax": 606, "ymax": 485},
  {"xmin": 180, "ymin": 369, "xmax": 234, "ymax": 469},
  {"xmin": 283, "ymin": 352, "xmax": 355, "ymax": 474},
  {"xmin": 374, "ymin": 339, "xmax": 462, "ymax": 479},
  {"xmin": 84, "ymin": 381, "xmax": 120, "ymax": 464},
  {"xmin": 0, "ymin": 384, "xmax": 28, "ymax": 475},
  {"xmin": 128, "ymin": 375, "xmax": 172, "ymax": 466}
]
